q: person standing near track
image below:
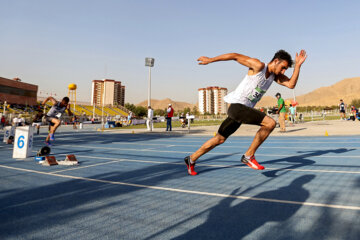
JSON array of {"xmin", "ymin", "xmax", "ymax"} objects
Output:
[
  {"xmin": 276, "ymin": 92, "xmax": 286, "ymax": 132},
  {"xmin": 147, "ymin": 106, "xmax": 154, "ymax": 131},
  {"xmin": 42, "ymin": 96, "xmax": 72, "ymax": 146},
  {"xmin": 289, "ymin": 104, "xmax": 296, "ymax": 125},
  {"xmin": 339, "ymin": 99, "xmax": 346, "ymax": 120},
  {"xmin": 0, "ymin": 115, "xmax": 5, "ymax": 129},
  {"xmin": 32, "ymin": 111, "xmax": 44, "ymax": 135},
  {"xmin": 166, "ymin": 104, "xmax": 174, "ymax": 131},
  {"xmin": 184, "ymin": 50, "xmax": 307, "ymax": 175}
]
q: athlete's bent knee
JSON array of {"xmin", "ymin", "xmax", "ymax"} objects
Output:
[
  {"xmin": 52, "ymin": 120, "xmax": 61, "ymax": 127},
  {"xmin": 215, "ymin": 134, "xmax": 226, "ymax": 145},
  {"xmin": 262, "ymin": 117, "xmax": 276, "ymax": 130},
  {"xmin": 268, "ymin": 119, "xmax": 276, "ymax": 130}
]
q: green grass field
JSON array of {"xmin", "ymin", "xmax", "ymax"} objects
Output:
[
  {"xmin": 113, "ymin": 120, "xmax": 224, "ymax": 129},
  {"xmin": 111, "ymin": 115, "xmax": 345, "ymax": 130}
]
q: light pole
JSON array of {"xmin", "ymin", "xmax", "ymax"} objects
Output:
[
  {"xmin": 3, "ymin": 101, "xmax": 7, "ymax": 115},
  {"xmin": 145, "ymin": 58, "xmax": 155, "ymax": 107},
  {"xmin": 102, "ymin": 82, "xmax": 106, "ymax": 128}
]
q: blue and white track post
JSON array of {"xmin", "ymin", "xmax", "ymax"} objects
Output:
[
  {"xmin": 13, "ymin": 126, "xmax": 34, "ymax": 158},
  {"xmin": 3, "ymin": 126, "xmax": 15, "ymax": 143}
]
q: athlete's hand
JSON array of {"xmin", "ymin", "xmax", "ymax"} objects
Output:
[
  {"xmin": 295, "ymin": 50, "xmax": 307, "ymax": 67},
  {"xmin": 197, "ymin": 56, "xmax": 212, "ymax": 65}
]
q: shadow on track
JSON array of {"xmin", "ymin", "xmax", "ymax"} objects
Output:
[{"xmin": 172, "ymin": 175, "xmax": 315, "ymax": 240}]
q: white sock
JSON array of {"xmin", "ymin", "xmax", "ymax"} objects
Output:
[
  {"xmin": 244, "ymin": 155, "xmax": 251, "ymax": 159},
  {"xmin": 189, "ymin": 156, "xmax": 195, "ymax": 164}
]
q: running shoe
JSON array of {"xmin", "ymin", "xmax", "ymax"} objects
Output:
[
  {"xmin": 184, "ymin": 156, "xmax": 198, "ymax": 175},
  {"xmin": 241, "ymin": 155, "xmax": 265, "ymax": 170},
  {"xmin": 49, "ymin": 133, "xmax": 55, "ymax": 141},
  {"xmin": 45, "ymin": 140, "xmax": 52, "ymax": 147}
]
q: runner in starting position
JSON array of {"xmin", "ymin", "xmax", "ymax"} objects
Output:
[{"xmin": 184, "ymin": 49, "xmax": 307, "ymax": 175}]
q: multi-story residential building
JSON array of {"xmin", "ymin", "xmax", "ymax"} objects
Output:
[
  {"xmin": 91, "ymin": 79, "xmax": 125, "ymax": 106},
  {"xmin": 198, "ymin": 86, "xmax": 228, "ymax": 114}
]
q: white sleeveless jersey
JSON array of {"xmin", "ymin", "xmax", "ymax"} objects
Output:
[
  {"xmin": 224, "ymin": 64, "xmax": 275, "ymax": 108},
  {"xmin": 46, "ymin": 102, "xmax": 66, "ymax": 118}
]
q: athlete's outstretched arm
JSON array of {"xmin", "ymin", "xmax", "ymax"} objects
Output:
[
  {"xmin": 197, "ymin": 53, "xmax": 264, "ymax": 72},
  {"xmin": 275, "ymin": 50, "xmax": 307, "ymax": 89},
  {"xmin": 42, "ymin": 97, "xmax": 57, "ymax": 105}
]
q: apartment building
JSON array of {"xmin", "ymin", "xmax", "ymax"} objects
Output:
[
  {"xmin": 198, "ymin": 86, "xmax": 228, "ymax": 114},
  {"xmin": 91, "ymin": 79, "xmax": 125, "ymax": 106}
]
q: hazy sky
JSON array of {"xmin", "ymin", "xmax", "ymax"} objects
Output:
[{"xmin": 1, "ymin": 0, "xmax": 360, "ymax": 104}]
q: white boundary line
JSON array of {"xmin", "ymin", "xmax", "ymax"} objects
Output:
[
  {"xmin": 49, "ymin": 154, "xmax": 360, "ymax": 175},
  {"xmin": 58, "ymin": 144, "xmax": 360, "ymax": 158},
  {"xmin": 144, "ymin": 139, "xmax": 360, "ymax": 144},
  {"xmin": 109, "ymin": 142, "xmax": 360, "ymax": 150},
  {"xmin": 0, "ymin": 163, "xmax": 359, "ymax": 211}
]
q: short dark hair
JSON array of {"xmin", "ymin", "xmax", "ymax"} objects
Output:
[
  {"xmin": 62, "ymin": 97, "xmax": 70, "ymax": 103},
  {"xmin": 271, "ymin": 50, "xmax": 293, "ymax": 67}
]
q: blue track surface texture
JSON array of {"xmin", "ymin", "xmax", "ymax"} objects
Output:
[{"xmin": 1, "ymin": 129, "xmax": 360, "ymax": 240}]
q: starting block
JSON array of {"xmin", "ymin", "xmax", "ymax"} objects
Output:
[
  {"xmin": 42, "ymin": 156, "xmax": 58, "ymax": 166},
  {"xmin": 65, "ymin": 154, "xmax": 77, "ymax": 162},
  {"xmin": 57, "ymin": 154, "xmax": 78, "ymax": 165}
]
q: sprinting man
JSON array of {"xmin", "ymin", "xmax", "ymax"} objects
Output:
[
  {"xmin": 42, "ymin": 96, "xmax": 72, "ymax": 146},
  {"xmin": 184, "ymin": 50, "xmax": 307, "ymax": 175}
]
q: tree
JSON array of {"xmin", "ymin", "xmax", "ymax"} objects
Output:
[
  {"xmin": 154, "ymin": 109, "xmax": 165, "ymax": 116},
  {"xmin": 125, "ymin": 103, "xmax": 136, "ymax": 112},
  {"xmin": 134, "ymin": 106, "xmax": 147, "ymax": 117},
  {"xmin": 192, "ymin": 106, "xmax": 199, "ymax": 115},
  {"xmin": 183, "ymin": 107, "xmax": 191, "ymax": 114},
  {"xmin": 350, "ymin": 99, "xmax": 360, "ymax": 108}
]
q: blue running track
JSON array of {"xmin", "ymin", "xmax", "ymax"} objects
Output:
[{"xmin": 1, "ymin": 127, "xmax": 360, "ymax": 240}]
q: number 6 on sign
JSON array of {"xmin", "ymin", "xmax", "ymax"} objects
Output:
[
  {"xmin": 17, "ymin": 136, "xmax": 25, "ymax": 149},
  {"xmin": 13, "ymin": 126, "xmax": 34, "ymax": 159}
]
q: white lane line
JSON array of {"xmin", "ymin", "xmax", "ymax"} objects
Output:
[
  {"xmin": 110, "ymin": 142, "xmax": 360, "ymax": 149},
  {"xmin": 58, "ymin": 144, "xmax": 360, "ymax": 159},
  {"xmin": 0, "ymin": 163, "xmax": 359, "ymax": 211},
  {"xmin": 50, "ymin": 160, "xmax": 122, "ymax": 173},
  {"xmin": 52, "ymin": 154, "xmax": 360, "ymax": 175},
  {"xmin": 146, "ymin": 139, "xmax": 360, "ymax": 144}
]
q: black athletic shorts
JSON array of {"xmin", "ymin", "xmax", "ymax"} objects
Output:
[
  {"xmin": 218, "ymin": 103, "xmax": 266, "ymax": 139},
  {"xmin": 340, "ymin": 110, "xmax": 345, "ymax": 113}
]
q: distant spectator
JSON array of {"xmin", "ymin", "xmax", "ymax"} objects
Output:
[
  {"xmin": 20, "ymin": 117, "xmax": 25, "ymax": 126},
  {"xmin": 13, "ymin": 116, "xmax": 19, "ymax": 127},
  {"xmin": 339, "ymin": 99, "xmax": 346, "ymax": 120},
  {"xmin": 289, "ymin": 104, "xmax": 296, "ymax": 125},
  {"xmin": 1, "ymin": 115, "xmax": 5, "ymax": 129},
  {"xmin": 147, "ymin": 106, "xmax": 154, "ymax": 131},
  {"xmin": 166, "ymin": 104, "xmax": 174, "ymax": 131},
  {"xmin": 348, "ymin": 105, "xmax": 358, "ymax": 121},
  {"xmin": 127, "ymin": 112, "xmax": 132, "ymax": 125},
  {"xmin": 275, "ymin": 93, "xmax": 286, "ymax": 132},
  {"xmin": 32, "ymin": 111, "xmax": 44, "ymax": 135},
  {"xmin": 72, "ymin": 115, "xmax": 78, "ymax": 129}
]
